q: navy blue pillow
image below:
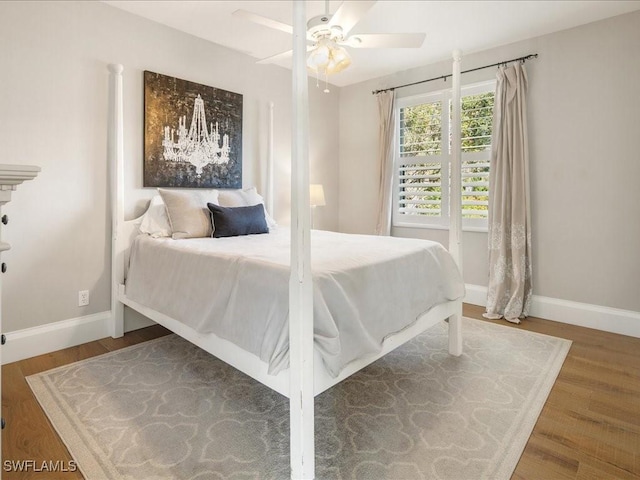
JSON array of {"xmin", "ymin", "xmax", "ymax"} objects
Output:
[{"xmin": 207, "ymin": 203, "xmax": 269, "ymax": 238}]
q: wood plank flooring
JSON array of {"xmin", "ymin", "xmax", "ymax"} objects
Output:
[{"xmin": 2, "ymin": 305, "xmax": 639, "ymax": 479}]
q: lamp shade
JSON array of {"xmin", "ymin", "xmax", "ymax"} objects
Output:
[{"xmin": 310, "ymin": 184, "xmax": 326, "ymax": 207}]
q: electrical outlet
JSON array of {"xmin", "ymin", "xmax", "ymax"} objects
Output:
[{"xmin": 78, "ymin": 290, "xmax": 90, "ymax": 307}]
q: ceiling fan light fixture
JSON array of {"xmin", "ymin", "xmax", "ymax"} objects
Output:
[
  {"xmin": 306, "ymin": 40, "xmax": 331, "ymax": 70},
  {"xmin": 307, "ymin": 38, "xmax": 351, "ymax": 76},
  {"xmin": 325, "ymin": 44, "xmax": 351, "ymax": 74}
]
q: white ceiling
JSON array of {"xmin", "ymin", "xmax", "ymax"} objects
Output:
[{"xmin": 104, "ymin": 0, "xmax": 640, "ymax": 87}]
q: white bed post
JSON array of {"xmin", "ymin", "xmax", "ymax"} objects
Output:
[
  {"xmin": 266, "ymin": 101, "xmax": 275, "ymax": 216},
  {"xmin": 289, "ymin": 1, "xmax": 315, "ymax": 479},
  {"xmin": 108, "ymin": 63, "xmax": 125, "ymax": 339},
  {"xmin": 448, "ymin": 50, "xmax": 463, "ymax": 356}
]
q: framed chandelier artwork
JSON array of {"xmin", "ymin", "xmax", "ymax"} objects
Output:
[{"xmin": 143, "ymin": 71, "xmax": 243, "ymax": 188}]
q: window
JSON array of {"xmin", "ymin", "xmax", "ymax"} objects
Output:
[{"xmin": 393, "ymin": 81, "xmax": 495, "ymax": 231}]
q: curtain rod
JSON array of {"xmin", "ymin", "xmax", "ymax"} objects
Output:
[{"xmin": 371, "ymin": 53, "xmax": 538, "ymax": 95}]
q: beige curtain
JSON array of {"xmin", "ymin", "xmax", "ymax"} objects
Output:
[
  {"xmin": 375, "ymin": 90, "xmax": 396, "ymax": 236},
  {"xmin": 484, "ymin": 64, "xmax": 532, "ymax": 323}
]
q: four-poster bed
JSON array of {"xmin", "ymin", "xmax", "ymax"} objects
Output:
[{"xmin": 107, "ymin": 5, "xmax": 466, "ymax": 477}]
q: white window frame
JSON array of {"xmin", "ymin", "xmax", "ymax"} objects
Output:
[{"xmin": 393, "ymin": 80, "xmax": 495, "ymax": 232}]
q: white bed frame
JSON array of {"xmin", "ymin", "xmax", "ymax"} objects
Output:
[{"xmin": 108, "ymin": 5, "xmax": 464, "ymax": 478}]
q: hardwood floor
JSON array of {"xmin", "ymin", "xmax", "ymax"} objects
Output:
[
  {"xmin": 2, "ymin": 306, "xmax": 639, "ymax": 479},
  {"xmin": 464, "ymin": 304, "xmax": 640, "ymax": 480}
]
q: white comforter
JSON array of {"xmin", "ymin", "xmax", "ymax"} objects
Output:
[{"xmin": 126, "ymin": 228, "xmax": 464, "ymax": 377}]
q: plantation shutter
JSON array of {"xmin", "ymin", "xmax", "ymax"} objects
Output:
[
  {"xmin": 396, "ymin": 93, "xmax": 449, "ymax": 226},
  {"xmin": 460, "ymin": 90, "xmax": 494, "ymax": 224},
  {"xmin": 394, "ymin": 82, "xmax": 495, "ymax": 230}
]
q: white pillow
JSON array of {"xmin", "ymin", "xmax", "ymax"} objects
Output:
[
  {"xmin": 138, "ymin": 195, "xmax": 172, "ymax": 238},
  {"xmin": 158, "ymin": 188, "xmax": 220, "ymax": 239},
  {"xmin": 218, "ymin": 187, "xmax": 277, "ymax": 229}
]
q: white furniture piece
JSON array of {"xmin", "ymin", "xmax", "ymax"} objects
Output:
[
  {"xmin": 0, "ymin": 164, "xmax": 40, "ymax": 453},
  {"xmin": 107, "ymin": 6, "xmax": 465, "ymax": 475}
]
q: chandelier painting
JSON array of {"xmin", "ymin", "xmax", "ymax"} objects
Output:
[
  {"xmin": 162, "ymin": 95, "xmax": 231, "ymax": 176},
  {"xmin": 144, "ymin": 71, "xmax": 243, "ymax": 188}
]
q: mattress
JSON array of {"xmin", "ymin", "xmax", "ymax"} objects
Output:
[{"xmin": 125, "ymin": 228, "xmax": 464, "ymax": 377}]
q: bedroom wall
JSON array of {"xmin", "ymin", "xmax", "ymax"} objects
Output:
[
  {"xmin": 339, "ymin": 11, "xmax": 640, "ymax": 320},
  {"xmin": 0, "ymin": 1, "xmax": 339, "ymax": 334}
]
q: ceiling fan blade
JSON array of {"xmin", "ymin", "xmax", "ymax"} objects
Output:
[
  {"xmin": 256, "ymin": 49, "xmax": 293, "ymax": 64},
  {"xmin": 232, "ymin": 9, "xmax": 293, "ymax": 35},
  {"xmin": 257, "ymin": 44, "xmax": 315, "ymax": 65},
  {"xmin": 328, "ymin": 1, "xmax": 376, "ymax": 36},
  {"xmin": 344, "ymin": 33, "xmax": 426, "ymax": 49}
]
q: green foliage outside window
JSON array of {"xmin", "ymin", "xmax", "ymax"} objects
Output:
[
  {"xmin": 400, "ymin": 102, "xmax": 442, "ymax": 157},
  {"xmin": 399, "ymin": 102, "xmax": 442, "ymax": 216},
  {"xmin": 460, "ymin": 92, "xmax": 494, "ymax": 218}
]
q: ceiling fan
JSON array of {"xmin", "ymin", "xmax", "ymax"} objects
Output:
[{"xmin": 233, "ymin": 1, "xmax": 425, "ymax": 91}]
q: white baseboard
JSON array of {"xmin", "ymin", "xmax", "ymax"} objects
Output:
[
  {"xmin": 2, "ymin": 309, "xmax": 155, "ymax": 365},
  {"xmin": 464, "ymin": 284, "xmax": 491, "ymax": 308},
  {"xmin": 3, "ymin": 311, "xmax": 111, "ymax": 365},
  {"xmin": 464, "ymin": 284, "xmax": 640, "ymax": 339}
]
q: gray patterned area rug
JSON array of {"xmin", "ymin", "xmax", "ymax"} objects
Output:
[{"xmin": 27, "ymin": 317, "xmax": 570, "ymax": 480}]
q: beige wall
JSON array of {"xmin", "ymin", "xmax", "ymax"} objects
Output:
[
  {"xmin": 339, "ymin": 11, "xmax": 640, "ymax": 312},
  {"xmin": 0, "ymin": 1, "xmax": 340, "ymax": 332},
  {"xmin": 2, "ymin": 2, "xmax": 638, "ymax": 335}
]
